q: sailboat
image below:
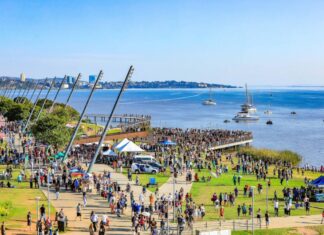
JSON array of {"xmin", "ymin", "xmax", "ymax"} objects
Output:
[
  {"xmin": 264, "ymin": 92, "xmax": 272, "ymax": 115},
  {"xmin": 240, "ymin": 84, "xmax": 257, "ymax": 113},
  {"xmin": 202, "ymin": 88, "xmax": 216, "ymax": 105},
  {"xmin": 233, "ymin": 84, "xmax": 259, "ymax": 121}
]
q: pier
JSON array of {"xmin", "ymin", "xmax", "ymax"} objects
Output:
[
  {"xmin": 84, "ymin": 114, "xmax": 151, "ymax": 126},
  {"xmin": 209, "ymin": 139, "xmax": 253, "ymax": 150}
]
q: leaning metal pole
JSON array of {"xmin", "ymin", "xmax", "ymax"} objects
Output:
[
  {"xmin": 10, "ymin": 84, "xmax": 18, "ymax": 99},
  {"xmin": 35, "ymin": 79, "xmax": 55, "ymax": 122},
  {"xmin": 49, "ymin": 75, "xmax": 66, "ymax": 112},
  {"xmin": 65, "ymin": 73, "xmax": 81, "ymax": 107},
  {"xmin": 87, "ymin": 66, "xmax": 134, "ymax": 173},
  {"xmin": 20, "ymin": 82, "xmax": 32, "ymax": 103},
  {"xmin": 63, "ymin": 71, "xmax": 103, "ymax": 162},
  {"xmin": 28, "ymin": 80, "xmax": 40, "ymax": 103},
  {"xmin": 23, "ymin": 79, "xmax": 48, "ymax": 133}
]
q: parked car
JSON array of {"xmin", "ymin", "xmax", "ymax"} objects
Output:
[
  {"xmin": 131, "ymin": 163, "xmax": 159, "ymax": 174},
  {"xmin": 133, "ymin": 155, "xmax": 157, "ymax": 163},
  {"xmin": 147, "ymin": 162, "xmax": 165, "ymax": 172}
]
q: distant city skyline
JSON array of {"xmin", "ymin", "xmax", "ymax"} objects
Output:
[{"xmin": 0, "ymin": 1, "xmax": 324, "ymax": 86}]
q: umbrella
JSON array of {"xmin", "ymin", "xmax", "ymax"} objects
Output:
[
  {"xmin": 309, "ymin": 176, "xmax": 324, "ymax": 188},
  {"xmin": 141, "ymin": 212, "xmax": 150, "ymax": 217}
]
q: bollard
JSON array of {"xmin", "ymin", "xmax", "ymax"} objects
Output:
[
  {"xmin": 233, "ymin": 220, "xmax": 235, "ymax": 231},
  {"xmin": 246, "ymin": 220, "xmax": 249, "ymax": 231},
  {"xmin": 205, "ymin": 222, "xmax": 207, "ymax": 229}
]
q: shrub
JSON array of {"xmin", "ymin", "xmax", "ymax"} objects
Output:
[{"xmin": 238, "ymin": 147, "xmax": 302, "ymax": 165}]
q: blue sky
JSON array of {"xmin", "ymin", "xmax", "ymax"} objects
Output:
[{"xmin": 0, "ymin": 0, "xmax": 324, "ymax": 86}]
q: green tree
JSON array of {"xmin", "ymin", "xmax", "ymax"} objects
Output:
[
  {"xmin": 4, "ymin": 103, "xmax": 32, "ymax": 122},
  {"xmin": 31, "ymin": 114, "xmax": 71, "ymax": 149}
]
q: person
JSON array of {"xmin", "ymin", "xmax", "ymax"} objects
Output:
[
  {"xmin": 83, "ymin": 191, "xmax": 87, "ymax": 207},
  {"xmin": 257, "ymin": 208, "xmax": 262, "ymax": 225},
  {"xmin": 274, "ymin": 200, "xmax": 279, "ymax": 217},
  {"xmin": 55, "ymin": 184, "xmax": 60, "ymax": 200},
  {"xmin": 1, "ymin": 222, "xmax": 6, "ymax": 235},
  {"xmin": 76, "ymin": 203, "xmax": 82, "ymax": 221},
  {"xmin": 40, "ymin": 204, "xmax": 46, "ymax": 222},
  {"xmin": 304, "ymin": 197, "xmax": 310, "ymax": 215},
  {"xmin": 98, "ymin": 222, "xmax": 105, "ymax": 235},
  {"xmin": 90, "ymin": 211, "xmax": 98, "ymax": 232},
  {"xmin": 321, "ymin": 209, "xmax": 324, "ymax": 224},
  {"xmin": 237, "ymin": 204, "xmax": 241, "ymax": 217},
  {"xmin": 265, "ymin": 210, "xmax": 270, "ymax": 228},
  {"xmin": 89, "ymin": 223, "xmax": 95, "ymax": 235},
  {"xmin": 220, "ymin": 206, "xmax": 225, "ymax": 221},
  {"xmin": 27, "ymin": 211, "xmax": 32, "ymax": 230}
]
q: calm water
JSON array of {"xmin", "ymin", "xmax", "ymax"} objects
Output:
[{"xmin": 20, "ymin": 87, "xmax": 324, "ymax": 165}]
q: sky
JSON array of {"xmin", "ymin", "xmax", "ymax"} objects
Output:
[{"xmin": 0, "ymin": 0, "xmax": 324, "ymax": 86}]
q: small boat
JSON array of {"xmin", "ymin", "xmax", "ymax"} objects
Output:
[
  {"xmin": 266, "ymin": 120, "xmax": 273, "ymax": 125},
  {"xmin": 233, "ymin": 112, "xmax": 259, "ymax": 122},
  {"xmin": 224, "ymin": 119, "xmax": 230, "ymax": 123},
  {"xmin": 202, "ymin": 88, "xmax": 216, "ymax": 106},
  {"xmin": 241, "ymin": 84, "xmax": 257, "ymax": 113},
  {"xmin": 202, "ymin": 99, "xmax": 216, "ymax": 105},
  {"xmin": 264, "ymin": 110, "xmax": 272, "ymax": 115},
  {"xmin": 291, "ymin": 111, "xmax": 297, "ymax": 115}
]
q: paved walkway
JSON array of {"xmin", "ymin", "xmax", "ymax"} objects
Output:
[{"xmin": 44, "ymin": 164, "xmax": 324, "ymax": 234}]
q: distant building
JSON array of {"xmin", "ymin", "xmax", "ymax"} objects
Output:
[
  {"xmin": 89, "ymin": 75, "xmax": 97, "ymax": 84},
  {"xmin": 20, "ymin": 73, "xmax": 26, "ymax": 82},
  {"xmin": 66, "ymin": 76, "xmax": 75, "ymax": 84}
]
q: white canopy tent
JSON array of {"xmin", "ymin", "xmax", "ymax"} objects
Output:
[
  {"xmin": 115, "ymin": 138, "xmax": 130, "ymax": 149},
  {"xmin": 117, "ymin": 141, "xmax": 144, "ymax": 153}
]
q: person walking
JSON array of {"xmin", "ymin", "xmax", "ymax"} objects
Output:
[
  {"xmin": 89, "ymin": 223, "xmax": 95, "ymax": 235},
  {"xmin": 265, "ymin": 210, "xmax": 270, "ymax": 228},
  {"xmin": 90, "ymin": 211, "xmax": 98, "ymax": 232},
  {"xmin": 1, "ymin": 222, "xmax": 6, "ymax": 235},
  {"xmin": 98, "ymin": 222, "xmax": 106, "ymax": 235},
  {"xmin": 257, "ymin": 208, "xmax": 262, "ymax": 226},
  {"xmin": 55, "ymin": 184, "xmax": 60, "ymax": 200},
  {"xmin": 76, "ymin": 203, "xmax": 82, "ymax": 221},
  {"xmin": 27, "ymin": 211, "xmax": 32, "ymax": 231},
  {"xmin": 274, "ymin": 200, "xmax": 279, "ymax": 216}
]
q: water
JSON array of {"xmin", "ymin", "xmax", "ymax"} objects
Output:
[{"xmin": 22, "ymin": 87, "xmax": 324, "ymax": 165}]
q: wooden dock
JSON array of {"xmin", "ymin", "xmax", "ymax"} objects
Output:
[
  {"xmin": 209, "ymin": 139, "xmax": 253, "ymax": 150},
  {"xmin": 84, "ymin": 114, "xmax": 151, "ymax": 125}
]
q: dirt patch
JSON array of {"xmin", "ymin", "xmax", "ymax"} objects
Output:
[{"xmin": 296, "ymin": 227, "xmax": 319, "ymax": 235}]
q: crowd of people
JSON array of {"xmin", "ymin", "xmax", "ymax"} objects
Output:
[{"xmin": 0, "ymin": 118, "xmax": 323, "ymax": 235}]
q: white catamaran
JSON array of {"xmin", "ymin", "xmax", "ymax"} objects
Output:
[{"xmin": 233, "ymin": 84, "xmax": 259, "ymax": 121}]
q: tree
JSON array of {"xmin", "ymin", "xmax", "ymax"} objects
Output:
[
  {"xmin": 4, "ymin": 103, "xmax": 32, "ymax": 122},
  {"xmin": 31, "ymin": 114, "xmax": 71, "ymax": 149},
  {"xmin": 0, "ymin": 98, "xmax": 14, "ymax": 115}
]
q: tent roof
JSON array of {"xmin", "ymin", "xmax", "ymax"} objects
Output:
[
  {"xmin": 159, "ymin": 140, "xmax": 177, "ymax": 145},
  {"xmin": 115, "ymin": 138, "xmax": 130, "ymax": 149},
  {"xmin": 117, "ymin": 141, "xmax": 144, "ymax": 152},
  {"xmin": 102, "ymin": 149, "xmax": 117, "ymax": 156},
  {"xmin": 310, "ymin": 175, "xmax": 324, "ymax": 187}
]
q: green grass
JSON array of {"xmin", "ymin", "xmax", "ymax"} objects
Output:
[
  {"xmin": 122, "ymin": 168, "xmax": 171, "ymax": 191},
  {"xmin": 232, "ymin": 225, "xmax": 324, "ymax": 235},
  {"xmin": 190, "ymin": 162, "xmax": 323, "ymax": 221},
  {"xmin": 0, "ymin": 166, "xmax": 56, "ymax": 229}
]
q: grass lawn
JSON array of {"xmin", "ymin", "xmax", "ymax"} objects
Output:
[
  {"xmin": 72, "ymin": 121, "xmax": 122, "ymax": 137},
  {"xmin": 190, "ymin": 157, "xmax": 323, "ymax": 221},
  {"xmin": 122, "ymin": 168, "xmax": 171, "ymax": 191},
  {"xmin": 0, "ymin": 166, "xmax": 56, "ymax": 229},
  {"xmin": 232, "ymin": 225, "xmax": 324, "ymax": 235}
]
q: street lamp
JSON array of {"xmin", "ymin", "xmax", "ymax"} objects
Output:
[{"xmin": 251, "ymin": 186, "xmax": 255, "ymax": 235}]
